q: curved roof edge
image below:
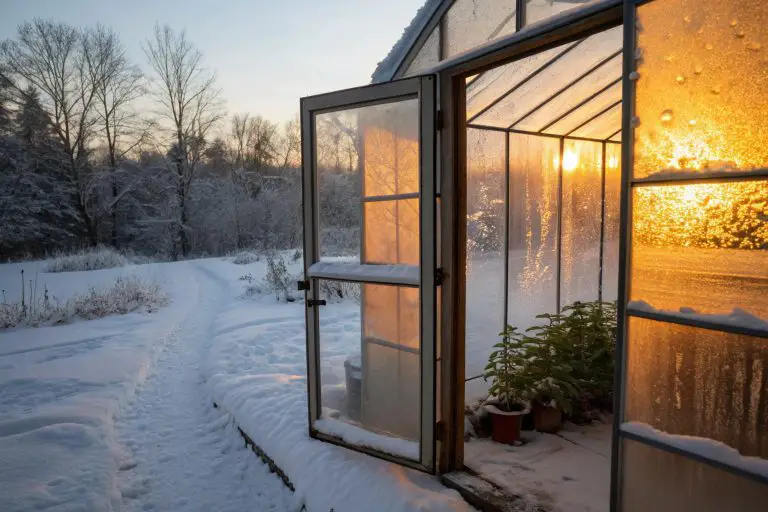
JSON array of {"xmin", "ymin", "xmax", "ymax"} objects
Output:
[{"xmin": 370, "ymin": 0, "xmax": 446, "ymax": 84}]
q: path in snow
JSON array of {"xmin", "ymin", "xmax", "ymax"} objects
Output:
[{"xmin": 116, "ymin": 263, "xmax": 293, "ymax": 512}]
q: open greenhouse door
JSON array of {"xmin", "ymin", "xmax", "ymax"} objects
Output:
[{"xmin": 299, "ymin": 76, "xmax": 438, "ymax": 472}]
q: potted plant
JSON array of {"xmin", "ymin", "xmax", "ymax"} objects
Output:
[{"xmin": 483, "ymin": 326, "xmax": 532, "ymax": 444}]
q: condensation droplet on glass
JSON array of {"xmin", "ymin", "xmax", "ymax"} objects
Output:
[
  {"xmin": 676, "ymin": 75, "xmax": 686, "ymax": 84},
  {"xmin": 631, "ymin": 116, "xmax": 641, "ymax": 128},
  {"xmin": 635, "ymin": 48, "xmax": 644, "ymax": 60},
  {"xmin": 705, "ymin": 43, "xmax": 714, "ymax": 50},
  {"xmin": 711, "ymin": 85, "xmax": 721, "ymax": 95},
  {"xmin": 683, "ymin": 15, "xmax": 691, "ymax": 23},
  {"xmin": 660, "ymin": 110, "xmax": 674, "ymax": 124},
  {"xmin": 748, "ymin": 42, "xmax": 762, "ymax": 51},
  {"xmin": 730, "ymin": 19, "xmax": 738, "ymax": 27},
  {"xmin": 665, "ymin": 54, "xmax": 675, "ymax": 62},
  {"xmin": 688, "ymin": 119, "xmax": 697, "ymax": 126},
  {"xmin": 694, "ymin": 65, "xmax": 703, "ymax": 74},
  {"xmin": 629, "ymin": 71, "xmax": 640, "ymax": 81}
]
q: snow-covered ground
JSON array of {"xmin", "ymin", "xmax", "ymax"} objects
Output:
[{"xmin": 0, "ymin": 255, "xmax": 470, "ymax": 512}]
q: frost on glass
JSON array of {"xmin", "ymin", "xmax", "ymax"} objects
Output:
[
  {"xmin": 316, "ymin": 281, "xmax": 420, "ymax": 446},
  {"xmin": 525, "ymin": 0, "xmax": 594, "ymax": 27},
  {"xmin": 542, "ymin": 81, "xmax": 622, "ymax": 136},
  {"xmin": 364, "ymin": 199, "xmax": 419, "ymax": 265},
  {"xmin": 634, "ymin": 0, "xmax": 768, "ymax": 178},
  {"xmin": 631, "ymin": 181, "xmax": 768, "ymax": 322},
  {"xmin": 560, "ymin": 139, "xmax": 602, "ymax": 305},
  {"xmin": 621, "ymin": 439, "xmax": 768, "ymax": 512},
  {"xmin": 626, "ymin": 317, "xmax": 768, "ymax": 459},
  {"xmin": 601, "ymin": 142, "xmax": 621, "ymax": 301},
  {"xmin": 507, "ymin": 134, "xmax": 559, "ymax": 329},
  {"xmin": 444, "ymin": 0, "xmax": 517, "ymax": 59},
  {"xmin": 404, "ymin": 25, "xmax": 440, "ymax": 77},
  {"xmin": 464, "ymin": 129, "xmax": 506, "ymax": 385},
  {"xmin": 316, "ymin": 99, "xmax": 419, "ymax": 262}
]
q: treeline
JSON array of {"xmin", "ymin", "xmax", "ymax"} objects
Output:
[{"xmin": 0, "ymin": 19, "xmax": 309, "ymax": 261}]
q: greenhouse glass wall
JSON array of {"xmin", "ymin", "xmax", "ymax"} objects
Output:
[{"xmin": 300, "ymin": 0, "xmax": 768, "ymax": 510}]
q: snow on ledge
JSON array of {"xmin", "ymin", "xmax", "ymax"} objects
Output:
[
  {"xmin": 628, "ymin": 300, "xmax": 768, "ymax": 333},
  {"xmin": 308, "ymin": 262, "xmax": 419, "ymax": 286},
  {"xmin": 635, "ymin": 166, "xmax": 768, "ymax": 182},
  {"xmin": 315, "ymin": 417, "xmax": 420, "ymax": 461},
  {"xmin": 621, "ymin": 421, "xmax": 768, "ymax": 478}
]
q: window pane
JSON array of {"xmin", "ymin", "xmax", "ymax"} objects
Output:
[
  {"xmin": 444, "ymin": 0, "xmax": 517, "ymax": 59},
  {"xmin": 631, "ymin": 181, "xmax": 768, "ymax": 321},
  {"xmin": 602, "ymin": 142, "xmax": 621, "ymax": 301},
  {"xmin": 561, "ymin": 139, "xmax": 602, "ymax": 305},
  {"xmin": 525, "ymin": 0, "xmax": 596, "ymax": 26},
  {"xmin": 316, "ymin": 99, "xmax": 418, "ymax": 261},
  {"xmin": 404, "ymin": 26, "xmax": 440, "ymax": 77},
  {"xmin": 621, "ymin": 439, "xmax": 768, "ymax": 512},
  {"xmin": 542, "ymin": 80, "xmax": 622, "ymax": 136},
  {"xmin": 634, "ymin": 0, "xmax": 768, "ymax": 178},
  {"xmin": 626, "ymin": 316, "xmax": 768, "ymax": 459},
  {"xmin": 316, "ymin": 280, "xmax": 420, "ymax": 455},
  {"xmin": 465, "ymin": 128, "xmax": 506, "ymax": 387},
  {"xmin": 363, "ymin": 199, "xmax": 419, "ymax": 265},
  {"xmin": 508, "ymin": 134, "xmax": 559, "ymax": 327}
]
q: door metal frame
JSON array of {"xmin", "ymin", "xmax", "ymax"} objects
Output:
[{"xmin": 300, "ymin": 75, "xmax": 438, "ymax": 473}]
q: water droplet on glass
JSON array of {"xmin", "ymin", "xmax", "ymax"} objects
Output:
[
  {"xmin": 748, "ymin": 42, "xmax": 762, "ymax": 51},
  {"xmin": 660, "ymin": 110, "xmax": 674, "ymax": 124},
  {"xmin": 629, "ymin": 71, "xmax": 640, "ymax": 81},
  {"xmin": 631, "ymin": 116, "xmax": 641, "ymax": 128},
  {"xmin": 688, "ymin": 119, "xmax": 697, "ymax": 126},
  {"xmin": 705, "ymin": 43, "xmax": 714, "ymax": 50},
  {"xmin": 683, "ymin": 15, "xmax": 691, "ymax": 23},
  {"xmin": 665, "ymin": 54, "xmax": 675, "ymax": 62},
  {"xmin": 736, "ymin": 30, "xmax": 746, "ymax": 38},
  {"xmin": 730, "ymin": 20, "xmax": 738, "ymax": 27},
  {"xmin": 694, "ymin": 65, "xmax": 703, "ymax": 74},
  {"xmin": 676, "ymin": 75, "xmax": 686, "ymax": 84},
  {"xmin": 711, "ymin": 85, "xmax": 721, "ymax": 95}
]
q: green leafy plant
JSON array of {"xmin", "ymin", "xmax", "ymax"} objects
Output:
[{"xmin": 483, "ymin": 326, "xmax": 534, "ymax": 411}]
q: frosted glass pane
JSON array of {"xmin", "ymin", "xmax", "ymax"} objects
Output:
[
  {"xmin": 507, "ymin": 134, "xmax": 559, "ymax": 327},
  {"xmin": 475, "ymin": 26, "xmax": 623, "ymax": 128},
  {"xmin": 601, "ymin": 143, "xmax": 621, "ymax": 301},
  {"xmin": 513, "ymin": 53, "xmax": 622, "ymax": 132},
  {"xmin": 569, "ymin": 102, "xmax": 622, "ymax": 139},
  {"xmin": 363, "ymin": 199, "xmax": 419, "ymax": 265},
  {"xmin": 631, "ymin": 181, "xmax": 768, "ymax": 322},
  {"xmin": 404, "ymin": 26, "xmax": 440, "ymax": 77},
  {"xmin": 634, "ymin": 0, "xmax": 768, "ymax": 178},
  {"xmin": 444, "ymin": 0, "xmax": 517, "ymax": 59},
  {"xmin": 525, "ymin": 0, "xmax": 594, "ymax": 26},
  {"xmin": 626, "ymin": 317, "xmax": 768, "ymax": 459},
  {"xmin": 560, "ymin": 139, "xmax": 602, "ymax": 305},
  {"xmin": 465, "ymin": 129, "xmax": 506, "ymax": 383},
  {"xmin": 542, "ymin": 79, "xmax": 622, "ymax": 136},
  {"xmin": 316, "ymin": 98, "xmax": 418, "ymax": 261}
]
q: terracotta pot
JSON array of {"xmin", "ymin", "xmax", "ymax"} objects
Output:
[
  {"xmin": 533, "ymin": 401, "xmax": 563, "ymax": 433},
  {"xmin": 485, "ymin": 403, "xmax": 531, "ymax": 444}
]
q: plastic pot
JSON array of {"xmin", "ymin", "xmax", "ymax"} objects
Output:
[
  {"xmin": 485, "ymin": 403, "xmax": 531, "ymax": 444},
  {"xmin": 533, "ymin": 401, "xmax": 563, "ymax": 433}
]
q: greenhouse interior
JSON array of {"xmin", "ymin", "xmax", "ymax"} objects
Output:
[{"xmin": 303, "ymin": 0, "xmax": 768, "ymax": 510}]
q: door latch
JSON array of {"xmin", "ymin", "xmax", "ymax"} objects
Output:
[{"xmin": 307, "ymin": 299, "xmax": 326, "ymax": 307}]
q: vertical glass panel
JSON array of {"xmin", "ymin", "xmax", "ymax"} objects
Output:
[
  {"xmin": 464, "ymin": 128, "xmax": 506, "ymax": 388},
  {"xmin": 316, "ymin": 98, "xmax": 418, "ymax": 261},
  {"xmin": 631, "ymin": 181, "xmax": 768, "ymax": 321},
  {"xmin": 560, "ymin": 139, "xmax": 603, "ymax": 305},
  {"xmin": 621, "ymin": 439, "xmax": 768, "ymax": 512},
  {"xmin": 634, "ymin": 0, "xmax": 768, "ymax": 178},
  {"xmin": 525, "ymin": 0, "xmax": 597, "ymax": 26},
  {"xmin": 444, "ymin": 0, "xmax": 517, "ymax": 59},
  {"xmin": 602, "ymin": 142, "xmax": 621, "ymax": 302},
  {"xmin": 507, "ymin": 134, "xmax": 559, "ymax": 328},
  {"xmin": 363, "ymin": 199, "xmax": 420, "ymax": 265},
  {"xmin": 626, "ymin": 316, "xmax": 768, "ymax": 458},
  {"xmin": 404, "ymin": 26, "xmax": 440, "ymax": 77},
  {"xmin": 316, "ymin": 280, "xmax": 420, "ymax": 458}
]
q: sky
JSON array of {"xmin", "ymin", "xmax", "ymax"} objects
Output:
[{"xmin": 0, "ymin": 0, "xmax": 423, "ymax": 124}]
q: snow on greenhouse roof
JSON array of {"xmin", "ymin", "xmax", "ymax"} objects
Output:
[{"xmin": 371, "ymin": 0, "xmax": 444, "ymax": 83}]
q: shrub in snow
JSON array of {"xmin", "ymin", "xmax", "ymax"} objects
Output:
[
  {"xmin": 263, "ymin": 252, "xmax": 295, "ymax": 302},
  {"xmin": 232, "ymin": 251, "xmax": 260, "ymax": 265},
  {"xmin": 44, "ymin": 247, "xmax": 130, "ymax": 273},
  {"xmin": 319, "ymin": 280, "xmax": 360, "ymax": 304}
]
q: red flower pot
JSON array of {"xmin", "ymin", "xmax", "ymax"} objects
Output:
[
  {"xmin": 485, "ymin": 403, "xmax": 531, "ymax": 444},
  {"xmin": 533, "ymin": 401, "xmax": 563, "ymax": 433}
]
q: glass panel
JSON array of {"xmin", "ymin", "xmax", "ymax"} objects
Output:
[
  {"xmin": 602, "ymin": 142, "xmax": 621, "ymax": 301},
  {"xmin": 634, "ymin": 0, "xmax": 768, "ymax": 178},
  {"xmin": 543, "ymin": 80, "xmax": 622, "ymax": 135},
  {"xmin": 363, "ymin": 199, "xmax": 419, "ymax": 265},
  {"xmin": 404, "ymin": 26, "xmax": 440, "ymax": 77},
  {"xmin": 621, "ymin": 439, "xmax": 768, "ymax": 512},
  {"xmin": 316, "ymin": 280, "xmax": 420, "ymax": 456},
  {"xmin": 525, "ymin": 0, "xmax": 594, "ymax": 26},
  {"xmin": 444, "ymin": 0, "xmax": 517, "ymax": 59},
  {"xmin": 465, "ymin": 128, "xmax": 506, "ymax": 387},
  {"xmin": 568, "ymin": 102, "xmax": 622, "ymax": 139},
  {"xmin": 507, "ymin": 134, "xmax": 559, "ymax": 328},
  {"xmin": 475, "ymin": 26, "xmax": 623, "ymax": 128},
  {"xmin": 560, "ymin": 139, "xmax": 603, "ymax": 305},
  {"xmin": 631, "ymin": 181, "xmax": 768, "ymax": 322},
  {"xmin": 316, "ymin": 98, "xmax": 418, "ymax": 261},
  {"xmin": 626, "ymin": 316, "xmax": 768, "ymax": 459}
]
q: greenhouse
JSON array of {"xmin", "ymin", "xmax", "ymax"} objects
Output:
[{"xmin": 299, "ymin": 1, "xmax": 767, "ymax": 510}]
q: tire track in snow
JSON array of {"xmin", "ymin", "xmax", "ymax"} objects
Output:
[{"xmin": 115, "ymin": 263, "xmax": 293, "ymax": 512}]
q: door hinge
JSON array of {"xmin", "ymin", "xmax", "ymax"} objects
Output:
[
  {"xmin": 307, "ymin": 299, "xmax": 326, "ymax": 307},
  {"xmin": 435, "ymin": 267, "xmax": 445, "ymax": 286},
  {"xmin": 436, "ymin": 110, "xmax": 443, "ymax": 131},
  {"xmin": 297, "ymin": 279, "xmax": 310, "ymax": 291}
]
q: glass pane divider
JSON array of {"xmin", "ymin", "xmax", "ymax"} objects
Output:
[
  {"xmin": 631, "ymin": 168, "xmax": 768, "ymax": 187},
  {"xmin": 618, "ymin": 426, "xmax": 768, "ymax": 487},
  {"xmin": 362, "ymin": 192, "xmax": 421, "ymax": 203},
  {"xmin": 625, "ymin": 308, "xmax": 768, "ymax": 339}
]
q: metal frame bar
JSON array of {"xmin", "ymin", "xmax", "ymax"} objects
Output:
[
  {"xmin": 502, "ymin": 132, "xmax": 511, "ymax": 329},
  {"xmin": 508, "ymin": 50, "xmax": 622, "ymax": 130},
  {"xmin": 606, "ymin": 127, "xmax": 622, "ymax": 141},
  {"xmin": 362, "ymin": 192, "xmax": 421, "ymax": 203},
  {"xmin": 516, "ymin": 0, "xmax": 526, "ymax": 31},
  {"xmin": 538, "ymin": 76, "xmax": 622, "ymax": 133},
  {"xmin": 598, "ymin": 141, "xmax": 607, "ymax": 302},
  {"xmin": 555, "ymin": 136, "xmax": 565, "ymax": 312},
  {"xmin": 627, "ymin": 308, "xmax": 768, "ymax": 340},
  {"xmin": 564, "ymin": 98, "xmax": 623, "ymax": 137},
  {"xmin": 631, "ymin": 168, "xmax": 768, "ymax": 187}
]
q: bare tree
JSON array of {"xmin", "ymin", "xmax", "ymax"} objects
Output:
[
  {"xmin": 1, "ymin": 19, "xmax": 100, "ymax": 244},
  {"xmin": 279, "ymin": 115, "xmax": 301, "ymax": 170},
  {"xmin": 143, "ymin": 24, "xmax": 223, "ymax": 258}
]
